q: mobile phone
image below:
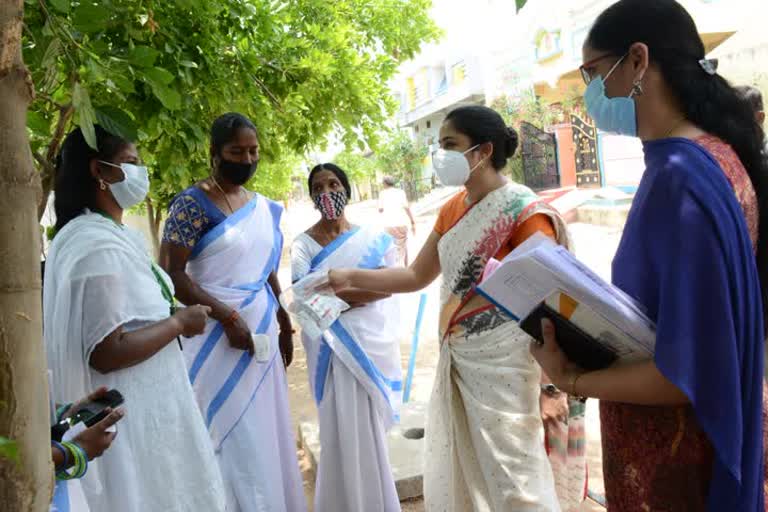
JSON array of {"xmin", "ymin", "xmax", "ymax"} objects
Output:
[{"xmin": 71, "ymin": 389, "xmax": 125, "ymax": 428}]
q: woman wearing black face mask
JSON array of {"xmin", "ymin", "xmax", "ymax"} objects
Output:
[{"xmin": 159, "ymin": 113, "xmax": 306, "ymax": 512}]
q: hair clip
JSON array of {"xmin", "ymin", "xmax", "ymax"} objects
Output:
[{"xmin": 698, "ymin": 58, "xmax": 718, "ymax": 76}]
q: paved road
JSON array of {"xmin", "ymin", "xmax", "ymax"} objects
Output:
[{"xmin": 280, "ymin": 199, "xmax": 624, "ymax": 511}]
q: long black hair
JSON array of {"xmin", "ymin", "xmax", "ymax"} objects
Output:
[
  {"xmin": 210, "ymin": 112, "xmax": 258, "ymax": 162},
  {"xmin": 54, "ymin": 126, "xmax": 130, "ymax": 232},
  {"xmin": 588, "ymin": 0, "xmax": 768, "ymax": 319},
  {"xmin": 444, "ymin": 105, "xmax": 518, "ymax": 171},
  {"xmin": 307, "ymin": 163, "xmax": 352, "ymax": 199}
]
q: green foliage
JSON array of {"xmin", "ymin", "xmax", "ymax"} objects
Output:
[
  {"xmin": 0, "ymin": 437, "xmax": 19, "ymax": 464},
  {"xmin": 373, "ymin": 130, "xmax": 429, "ymax": 199},
  {"xmin": 23, "ymin": 0, "xmax": 440, "ymax": 220}
]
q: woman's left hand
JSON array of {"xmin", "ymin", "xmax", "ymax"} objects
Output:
[
  {"xmin": 278, "ymin": 320, "xmax": 294, "ymax": 368},
  {"xmin": 530, "ymin": 318, "xmax": 582, "ymax": 391}
]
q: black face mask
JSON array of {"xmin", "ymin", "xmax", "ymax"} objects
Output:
[{"xmin": 218, "ymin": 158, "xmax": 258, "ymax": 185}]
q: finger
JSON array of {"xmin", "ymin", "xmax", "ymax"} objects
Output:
[
  {"xmin": 540, "ymin": 318, "xmax": 558, "ymax": 351},
  {"xmin": 94, "ymin": 407, "xmax": 125, "ymax": 432},
  {"xmin": 86, "ymin": 386, "xmax": 109, "ymax": 402},
  {"xmin": 201, "ymin": 306, "xmax": 212, "ymax": 316},
  {"xmin": 247, "ymin": 335, "xmax": 255, "ymax": 356}
]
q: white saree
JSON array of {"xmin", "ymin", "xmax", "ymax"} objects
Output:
[
  {"xmin": 292, "ymin": 227, "xmax": 402, "ymax": 512},
  {"xmin": 44, "ymin": 212, "xmax": 225, "ymax": 512},
  {"xmin": 425, "ymin": 184, "xmax": 570, "ymax": 512},
  {"xmin": 181, "ymin": 194, "xmax": 306, "ymax": 512}
]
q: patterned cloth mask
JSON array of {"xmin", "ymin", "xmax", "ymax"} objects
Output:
[{"xmin": 313, "ymin": 190, "xmax": 348, "ymax": 220}]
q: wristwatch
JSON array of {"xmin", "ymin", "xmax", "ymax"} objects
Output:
[{"xmin": 540, "ymin": 383, "xmax": 560, "ymax": 397}]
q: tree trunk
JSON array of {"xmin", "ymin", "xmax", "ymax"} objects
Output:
[
  {"xmin": 145, "ymin": 197, "xmax": 162, "ymax": 258},
  {"xmin": 0, "ymin": 2, "xmax": 54, "ymax": 511},
  {"xmin": 37, "ymin": 104, "xmax": 73, "ymax": 220}
]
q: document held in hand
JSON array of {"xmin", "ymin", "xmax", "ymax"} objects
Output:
[{"xmin": 476, "ymin": 233, "xmax": 656, "ymax": 369}]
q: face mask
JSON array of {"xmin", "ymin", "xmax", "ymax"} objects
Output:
[
  {"xmin": 218, "ymin": 158, "xmax": 258, "ymax": 185},
  {"xmin": 99, "ymin": 161, "xmax": 150, "ymax": 209},
  {"xmin": 432, "ymin": 144, "xmax": 482, "ymax": 186},
  {"xmin": 313, "ymin": 191, "xmax": 347, "ymax": 220},
  {"xmin": 583, "ymin": 56, "xmax": 638, "ymax": 137}
]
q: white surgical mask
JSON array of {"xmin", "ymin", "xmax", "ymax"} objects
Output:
[
  {"xmin": 432, "ymin": 144, "xmax": 482, "ymax": 186},
  {"xmin": 99, "ymin": 161, "xmax": 150, "ymax": 209}
]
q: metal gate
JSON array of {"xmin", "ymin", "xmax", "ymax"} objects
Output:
[
  {"xmin": 520, "ymin": 121, "xmax": 560, "ymax": 191},
  {"xmin": 570, "ymin": 114, "xmax": 602, "ymax": 188}
]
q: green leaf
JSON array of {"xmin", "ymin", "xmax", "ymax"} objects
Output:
[
  {"xmin": 73, "ymin": 83, "xmax": 97, "ymax": 149},
  {"xmin": 27, "ymin": 111, "xmax": 50, "ymax": 135},
  {"xmin": 72, "ymin": 3, "xmax": 111, "ymax": 33},
  {"xmin": 143, "ymin": 67, "xmax": 175, "ymax": 86},
  {"xmin": 96, "ymin": 106, "xmax": 138, "ymax": 141},
  {"xmin": 49, "ymin": 0, "xmax": 70, "ymax": 14},
  {"xmin": 127, "ymin": 46, "xmax": 160, "ymax": 67},
  {"xmin": 150, "ymin": 83, "xmax": 181, "ymax": 110},
  {"xmin": 179, "ymin": 60, "xmax": 198, "ymax": 69},
  {"xmin": 0, "ymin": 437, "xmax": 18, "ymax": 463}
]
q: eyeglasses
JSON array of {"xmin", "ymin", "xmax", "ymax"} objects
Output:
[{"xmin": 579, "ymin": 53, "xmax": 625, "ymax": 85}]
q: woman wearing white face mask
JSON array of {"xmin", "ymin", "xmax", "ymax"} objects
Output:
[
  {"xmin": 44, "ymin": 126, "xmax": 226, "ymax": 512},
  {"xmin": 326, "ymin": 105, "xmax": 570, "ymax": 511}
]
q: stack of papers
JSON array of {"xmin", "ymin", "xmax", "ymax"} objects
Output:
[{"xmin": 477, "ymin": 233, "xmax": 655, "ymax": 364}]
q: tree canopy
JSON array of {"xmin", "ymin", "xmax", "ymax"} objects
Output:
[{"xmin": 23, "ymin": 0, "xmax": 439, "ymax": 231}]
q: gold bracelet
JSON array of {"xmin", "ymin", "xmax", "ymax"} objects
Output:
[{"xmin": 569, "ymin": 371, "xmax": 584, "ymax": 397}]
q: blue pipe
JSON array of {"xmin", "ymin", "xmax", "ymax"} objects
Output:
[{"xmin": 403, "ymin": 293, "xmax": 428, "ymax": 403}]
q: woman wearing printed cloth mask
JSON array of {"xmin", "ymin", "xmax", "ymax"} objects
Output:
[
  {"xmin": 530, "ymin": 1, "xmax": 768, "ymax": 511},
  {"xmin": 44, "ymin": 125, "xmax": 226, "ymax": 511},
  {"xmin": 292, "ymin": 163, "xmax": 403, "ymax": 511},
  {"xmin": 325, "ymin": 105, "xmax": 572, "ymax": 511},
  {"xmin": 159, "ymin": 113, "xmax": 306, "ymax": 512}
]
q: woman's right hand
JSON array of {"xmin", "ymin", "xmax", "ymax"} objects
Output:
[
  {"xmin": 224, "ymin": 315, "xmax": 255, "ymax": 355},
  {"xmin": 327, "ymin": 269, "xmax": 351, "ymax": 292},
  {"xmin": 174, "ymin": 305, "xmax": 212, "ymax": 337},
  {"xmin": 72, "ymin": 407, "xmax": 124, "ymax": 460}
]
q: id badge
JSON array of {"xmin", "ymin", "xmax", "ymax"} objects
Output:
[{"xmin": 253, "ymin": 334, "xmax": 271, "ymax": 363}]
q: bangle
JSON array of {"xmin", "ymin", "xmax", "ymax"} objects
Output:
[
  {"xmin": 569, "ymin": 371, "xmax": 585, "ymax": 397},
  {"xmin": 51, "ymin": 441, "xmax": 69, "ymax": 472},
  {"xmin": 221, "ymin": 310, "xmax": 239, "ymax": 326},
  {"xmin": 56, "ymin": 442, "xmax": 88, "ymax": 480}
]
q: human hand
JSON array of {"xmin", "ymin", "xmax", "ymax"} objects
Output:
[
  {"xmin": 72, "ymin": 407, "xmax": 124, "ymax": 460},
  {"xmin": 63, "ymin": 387, "xmax": 109, "ymax": 420},
  {"xmin": 529, "ymin": 318, "xmax": 583, "ymax": 391},
  {"xmin": 540, "ymin": 390, "xmax": 569, "ymax": 430},
  {"xmin": 174, "ymin": 305, "xmax": 212, "ymax": 337},
  {"xmin": 225, "ymin": 314, "xmax": 255, "ymax": 355},
  {"xmin": 327, "ymin": 269, "xmax": 352, "ymax": 293}
]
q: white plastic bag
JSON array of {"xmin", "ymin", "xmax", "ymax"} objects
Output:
[{"xmin": 279, "ymin": 271, "xmax": 349, "ymax": 339}]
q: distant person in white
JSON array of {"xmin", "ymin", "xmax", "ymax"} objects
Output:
[
  {"xmin": 377, "ymin": 176, "xmax": 416, "ymax": 266},
  {"xmin": 735, "ymin": 85, "xmax": 767, "ymax": 155}
]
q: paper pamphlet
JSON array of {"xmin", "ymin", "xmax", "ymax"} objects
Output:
[{"xmin": 477, "ymin": 232, "xmax": 655, "ymax": 362}]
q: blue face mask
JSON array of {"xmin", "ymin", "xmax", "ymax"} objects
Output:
[{"xmin": 583, "ymin": 56, "xmax": 638, "ymax": 137}]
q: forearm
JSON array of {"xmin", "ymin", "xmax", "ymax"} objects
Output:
[
  {"xmin": 89, "ymin": 317, "xmax": 182, "ymax": 373},
  {"xmin": 405, "ymin": 207, "xmax": 416, "ymax": 225},
  {"xmin": 337, "ymin": 288, "xmax": 391, "ymax": 305},
  {"xmin": 573, "ymin": 360, "xmax": 689, "ymax": 405},
  {"xmin": 347, "ymin": 267, "xmax": 427, "ymax": 294},
  {"xmin": 170, "ymin": 270, "xmax": 231, "ymax": 322}
]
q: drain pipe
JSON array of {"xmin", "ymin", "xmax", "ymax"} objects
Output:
[{"xmin": 403, "ymin": 293, "xmax": 428, "ymax": 403}]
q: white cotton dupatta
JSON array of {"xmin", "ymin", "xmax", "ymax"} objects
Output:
[
  {"xmin": 182, "ymin": 193, "xmax": 284, "ymax": 450},
  {"xmin": 44, "ymin": 212, "xmax": 173, "ymax": 404},
  {"xmin": 296, "ymin": 227, "xmax": 403, "ymax": 428}
]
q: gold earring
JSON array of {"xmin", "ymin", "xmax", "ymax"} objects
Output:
[
  {"xmin": 99, "ymin": 179, "xmax": 107, "ymax": 190},
  {"xmin": 631, "ymin": 80, "xmax": 644, "ymax": 97}
]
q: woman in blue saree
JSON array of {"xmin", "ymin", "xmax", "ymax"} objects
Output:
[
  {"xmin": 531, "ymin": 1, "xmax": 768, "ymax": 511},
  {"xmin": 159, "ymin": 113, "xmax": 306, "ymax": 512}
]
